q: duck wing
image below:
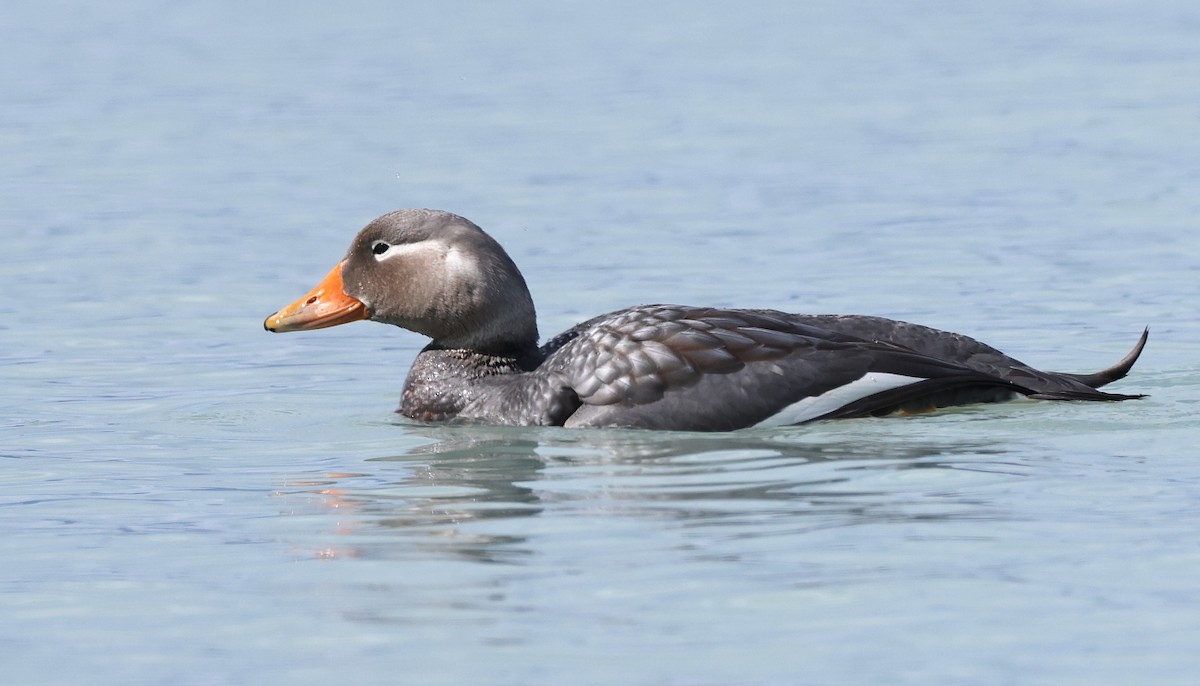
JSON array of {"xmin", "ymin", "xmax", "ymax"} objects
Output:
[{"xmin": 541, "ymin": 305, "xmax": 1069, "ymax": 431}]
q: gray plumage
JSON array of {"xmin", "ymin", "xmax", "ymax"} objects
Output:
[{"xmin": 268, "ymin": 209, "xmax": 1147, "ymax": 431}]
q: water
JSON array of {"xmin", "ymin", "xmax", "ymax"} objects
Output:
[{"xmin": 3, "ymin": 1, "xmax": 1200, "ymax": 683}]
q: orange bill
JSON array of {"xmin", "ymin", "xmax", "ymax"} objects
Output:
[{"xmin": 264, "ymin": 261, "xmax": 369, "ymax": 332}]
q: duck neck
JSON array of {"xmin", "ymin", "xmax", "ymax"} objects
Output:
[{"xmin": 421, "ymin": 281, "xmax": 540, "ymax": 360}]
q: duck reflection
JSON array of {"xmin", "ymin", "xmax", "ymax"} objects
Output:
[{"xmin": 285, "ymin": 421, "xmax": 1020, "ymax": 564}]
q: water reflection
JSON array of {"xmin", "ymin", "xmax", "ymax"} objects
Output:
[{"xmin": 282, "ymin": 423, "xmax": 1024, "ymax": 563}]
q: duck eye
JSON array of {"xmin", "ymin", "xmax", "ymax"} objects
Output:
[{"xmin": 372, "ymin": 241, "xmax": 390, "ymax": 256}]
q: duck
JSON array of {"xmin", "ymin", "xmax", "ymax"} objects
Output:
[{"xmin": 264, "ymin": 209, "xmax": 1147, "ymax": 431}]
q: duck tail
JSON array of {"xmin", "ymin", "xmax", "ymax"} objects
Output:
[{"xmin": 1051, "ymin": 327, "xmax": 1149, "ymax": 391}]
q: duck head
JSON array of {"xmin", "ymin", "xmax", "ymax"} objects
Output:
[{"xmin": 264, "ymin": 209, "xmax": 539, "ymax": 352}]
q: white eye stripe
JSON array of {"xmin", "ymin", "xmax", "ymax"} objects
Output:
[
  {"xmin": 368, "ymin": 238, "xmax": 474, "ymax": 278},
  {"xmin": 371, "ymin": 240, "xmax": 428, "ymax": 262}
]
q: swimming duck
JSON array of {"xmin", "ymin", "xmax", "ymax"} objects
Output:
[{"xmin": 264, "ymin": 209, "xmax": 1147, "ymax": 431}]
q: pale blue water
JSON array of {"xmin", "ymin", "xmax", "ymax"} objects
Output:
[{"xmin": 3, "ymin": 1, "xmax": 1200, "ymax": 684}]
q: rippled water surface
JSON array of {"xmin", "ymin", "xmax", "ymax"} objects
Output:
[{"xmin": 4, "ymin": 1, "xmax": 1200, "ymax": 684}]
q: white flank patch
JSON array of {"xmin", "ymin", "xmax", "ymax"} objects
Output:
[{"xmin": 752, "ymin": 372, "xmax": 926, "ymax": 428}]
